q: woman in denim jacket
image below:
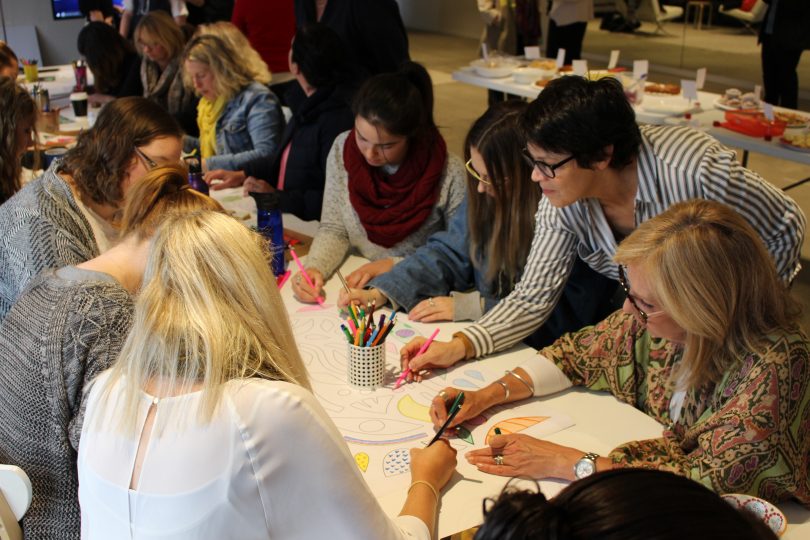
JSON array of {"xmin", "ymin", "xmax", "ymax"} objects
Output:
[
  {"xmin": 182, "ymin": 34, "xmax": 283, "ymax": 172},
  {"xmin": 339, "ymin": 101, "xmax": 617, "ymax": 348}
]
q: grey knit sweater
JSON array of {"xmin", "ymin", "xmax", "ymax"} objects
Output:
[
  {"xmin": 0, "ymin": 166, "xmax": 99, "ymax": 321},
  {"xmin": 306, "ymin": 131, "xmax": 467, "ymax": 278},
  {"xmin": 0, "ymin": 267, "xmax": 133, "ymax": 540}
]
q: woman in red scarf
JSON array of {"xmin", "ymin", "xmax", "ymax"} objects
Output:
[{"xmin": 292, "ymin": 62, "xmax": 466, "ymax": 303}]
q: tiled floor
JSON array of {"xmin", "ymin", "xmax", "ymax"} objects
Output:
[{"xmin": 407, "ymin": 30, "xmax": 810, "ymax": 333}]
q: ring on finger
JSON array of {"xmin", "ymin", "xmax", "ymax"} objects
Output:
[
  {"xmin": 438, "ymin": 390, "xmax": 448, "ymax": 400},
  {"xmin": 428, "ymin": 297, "xmax": 435, "ymax": 307},
  {"xmin": 494, "ymin": 454, "xmax": 504, "ymax": 466}
]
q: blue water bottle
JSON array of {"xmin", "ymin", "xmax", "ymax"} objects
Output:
[
  {"xmin": 184, "ymin": 156, "xmax": 209, "ymax": 195},
  {"xmin": 249, "ymin": 191, "xmax": 285, "ymax": 276}
]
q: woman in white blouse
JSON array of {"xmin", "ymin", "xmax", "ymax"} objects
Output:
[{"xmin": 77, "ymin": 211, "xmax": 457, "ymax": 540}]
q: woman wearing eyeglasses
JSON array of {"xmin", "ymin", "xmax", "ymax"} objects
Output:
[
  {"xmin": 400, "ymin": 75, "xmax": 804, "ymax": 380},
  {"xmin": 431, "ymin": 199, "xmax": 810, "ymax": 505},
  {"xmin": 337, "ymin": 101, "xmax": 615, "ymax": 348},
  {"xmin": 292, "ymin": 62, "xmax": 466, "ymax": 303},
  {"xmin": 0, "ymin": 97, "xmax": 183, "ymax": 321}
]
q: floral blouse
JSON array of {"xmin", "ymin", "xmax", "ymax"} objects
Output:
[{"xmin": 539, "ymin": 310, "xmax": 810, "ymax": 506}]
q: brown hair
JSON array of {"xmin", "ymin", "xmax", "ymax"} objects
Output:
[
  {"xmin": 118, "ymin": 164, "xmax": 224, "ymax": 241},
  {"xmin": 0, "ymin": 77, "xmax": 36, "ymax": 204},
  {"xmin": 0, "ymin": 41, "xmax": 18, "ymax": 73},
  {"xmin": 77, "ymin": 22, "xmax": 137, "ymax": 94},
  {"xmin": 615, "ymin": 199, "xmax": 802, "ymax": 389},
  {"xmin": 59, "ymin": 96, "xmax": 182, "ymax": 207},
  {"xmin": 134, "ymin": 10, "xmax": 187, "ymax": 60},
  {"xmin": 465, "ymin": 100, "xmax": 538, "ymax": 288}
]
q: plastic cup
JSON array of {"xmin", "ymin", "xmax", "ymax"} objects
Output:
[
  {"xmin": 347, "ymin": 343, "xmax": 385, "ymax": 389},
  {"xmin": 23, "ymin": 64, "xmax": 38, "ymax": 82},
  {"xmin": 70, "ymin": 92, "xmax": 88, "ymax": 117}
]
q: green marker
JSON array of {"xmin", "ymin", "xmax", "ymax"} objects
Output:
[{"xmin": 494, "ymin": 427, "xmax": 502, "ymax": 435}]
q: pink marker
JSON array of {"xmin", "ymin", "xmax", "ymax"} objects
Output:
[
  {"xmin": 289, "ymin": 247, "xmax": 325, "ymax": 306},
  {"xmin": 394, "ymin": 328, "xmax": 440, "ymax": 389},
  {"xmin": 276, "ymin": 270, "xmax": 291, "ymax": 289}
]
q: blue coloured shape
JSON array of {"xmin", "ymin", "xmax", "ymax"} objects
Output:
[
  {"xmin": 452, "ymin": 378, "xmax": 478, "ymax": 389},
  {"xmin": 464, "ymin": 369, "xmax": 485, "ymax": 382}
]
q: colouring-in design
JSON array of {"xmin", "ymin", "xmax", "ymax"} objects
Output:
[
  {"xmin": 395, "ymin": 328, "xmax": 415, "ymax": 338},
  {"xmin": 452, "ymin": 378, "xmax": 479, "ymax": 389},
  {"xmin": 486, "ymin": 416, "xmax": 550, "ymax": 445},
  {"xmin": 332, "ymin": 417, "xmax": 423, "ymax": 437},
  {"xmin": 344, "ymin": 433, "xmax": 428, "ymax": 446},
  {"xmin": 354, "ymin": 452, "xmax": 369, "ymax": 473},
  {"xmin": 397, "ymin": 395, "xmax": 431, "ymax": 423},
  {"xmin": 464, "ymin": 369, "xmax": 485, "ymax": 382},
  {"xmin": 297, "ymin": 304, "xmax": 334, "ymax": 312},
  {"xmin": 351, "ymin": 395, "xmax": 393, "ymax": 414},
  {"xmin": 383, "ymin": 448, "xmax": 410, "ymax": 477},
  {"xmin": 455, "ymin": 426, "xmax": 474, "ymax": 445}
]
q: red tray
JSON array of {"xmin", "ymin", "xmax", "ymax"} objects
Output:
[{"xmin": 714, "ymin": 111, "xmax": 787, "ymax": 139}]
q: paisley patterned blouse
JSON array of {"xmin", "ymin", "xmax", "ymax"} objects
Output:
[{"xmin": 539, "ymin": 310, "xmax": 810, "ymax": 506}]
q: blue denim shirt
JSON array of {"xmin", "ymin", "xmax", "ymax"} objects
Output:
[{"xmin": 187, "ymin": 82, "xmax": 283, "ymax": 171}]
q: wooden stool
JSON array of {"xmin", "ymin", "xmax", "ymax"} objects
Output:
[{"xmin": 686, "ymin": 1, "xmax": 713, "ymax": 30}]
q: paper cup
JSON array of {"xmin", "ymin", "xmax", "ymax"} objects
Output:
[
  {"xmin": 70, "ymin": 92, "xmax": 88, "ymax": 117},
  {"xmin": 347, "ymin": 343, "xmax": 385, "ymax": 389}
]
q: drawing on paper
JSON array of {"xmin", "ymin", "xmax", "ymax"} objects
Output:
[
  {"xmin": 383, "ymin": 448, "xmax": 410, "ymax": 477},
  {"xmin": 344, "ymin": 433, "xmax": 428, "ymax": 446},
  {"xmin": 486, "ymin": 416, "xmax": 550, "ymax": 445},
  {"xmin": 354, "ymin": 452, "xmax": 369, "ymax": 472},
  {"xmin": 397, "ymin": 395, "xmax": 431, "ymax": 423},
  {"xmin": 455, "ymin": 426, "xmax": 474, "ymax": 445}
]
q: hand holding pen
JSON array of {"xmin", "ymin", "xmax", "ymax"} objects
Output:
[
  {"xmin": 428, "ymin": 387, "xmax": 489, "ymax": 430},
  {"xmin": 427, "ymin": 392, "xmax": 465, "ymax": 446}
]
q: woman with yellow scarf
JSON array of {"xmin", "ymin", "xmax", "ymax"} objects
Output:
[{"xmin": 182, "ymin": 34, "xmax": 283, "ymax": 173}]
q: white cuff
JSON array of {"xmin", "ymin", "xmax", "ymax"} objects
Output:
[{"xmin": 518, "ymin": 354, "xmax": 572, "ymax": 397}]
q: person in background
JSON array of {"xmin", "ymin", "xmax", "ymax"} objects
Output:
[
  {"xmin": 477, "ymin": 0, "xmax": 516, "ymax": 57},
  {"xmin": 0, "ymin": 165, "xmax": 221, "ymax": 540},
  {"xmin": 120, "ymin": 0, "xmax": 188, "ymax": 39},
  {"xmin": 760, "ymin": 0, "xmax": 810, "ymax": 109},
  {"xmin": 0, "ymin": 97, "xmax": 183, "ymax": 320},
  {"xmin": 186, "ymin": 0, "xmax": 234, "ymax": 25},
  {"xmin": 135, "ymin": 11, "xmax": 199, "ymax": 136},
  {"xmin": 474, "ymin": 470, "xmax": 778, "ymax": 540},
  {"xmin": 292, "ymin": 62, "xmax": 466, "ymax": 303},
  {"xmin": 182, "ymin": 34, "xmax": 282, "ymax": 172},
  {"xmin": 79, "ymin": 0, "xmax": 117, "ymax": 25},
  {"xmin": 432, "ymin": 200, "xmax": 809, "ymax": 506},
  {"xmin": 231, "ymin": 0, "xmax": 296, "ymax": 74},
  {"xmin": 340, "ymin": 101, "xmax": 616, "ymax": 349},
  {"xmin": 547, "ymin": 0, "xmax": 593, "ymax": 66},
  {"xmin": 208, "ymin": 23, "xmax": 355, "ymax": 222},
  {"xmin": 77, "ymin": 210, "xmax": 457, "ymax": 540},
  {"xmin": 196, "ymin": 21, "xmax": 272, "ymax": 85},
  {"xmin": 77, "ymin": 22, "xmax": 144, "ymax": 106},
  {"xmin": 0, "ymin": 78, "xmax": 36, "ymax": 205},
  {"xmin": 400, "ymin": 75, "xmax": 805, "ymax": 380},
  {"xmin": 0, "ymin": 41, "xmax": 19, "ymax": 78}
]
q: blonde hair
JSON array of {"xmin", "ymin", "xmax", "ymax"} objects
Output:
[
  {"xmin": 118, "ymin": 164, "xmax": 224, "ymax": 240},
  {"xmin": 101, "ymin": 211, "xmax": 310, "ymax": 434},
  {"xmin": 614, "ymin": 199, "xmax": 801, "ymax": 390},
  {"xmin": 182, "ymin": 35, "xmax": 261, "ymax": 101},
  {"xmin": 134, "ymin": 10, "xmax": 186, "ymax": 60},
  {"xmin": 197, "ymin": 22, "xmax": 272, "ymax": 85}
]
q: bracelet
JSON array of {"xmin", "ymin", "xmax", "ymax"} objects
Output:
[
  {"xmin": 495, "ymin": 380, "xmax": 510, "ymax": 403},
  {"xmin": 408, "ymin": 480, "xmax": 439, "ymax": 505},
  {"xmin": 505, "ymin": 369, "xmax": 534, "ymax": 395}
]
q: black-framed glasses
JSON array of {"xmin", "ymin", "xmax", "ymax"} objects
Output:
[
  {"xmin": 617, "ymin": 264, "xmax": 649, "ymax": 323},
  {"xmin": 465, "ymin": 158, "xmax": 492, "ymax": 186},
  {"xmin": 521, "ymin": 149, "xmax": 575, "ymax": 179},
  {"xmin": 134, "ymin": 147, "xmax": 158, "ymax": 170}
]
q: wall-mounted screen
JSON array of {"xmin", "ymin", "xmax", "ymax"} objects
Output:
[{"xmin": 52, "ymin": 0, "xmax": 125, "ymax": 20}]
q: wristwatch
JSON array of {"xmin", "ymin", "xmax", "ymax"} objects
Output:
[{"xmin": 573, "ymin": 452, "xmax": 599, "ymax": 479}]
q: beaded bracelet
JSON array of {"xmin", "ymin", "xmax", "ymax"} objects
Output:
[
  {"xmin": 505, "ymin": 369, "xmax": 534, "ymax": 394},
  {"xmin": 409, "ymin": 480, "xmax": 439, "ymax": 505},
  {"xmin": 495, "ymin": 380, "xmax": 510, "ymax": 402}
]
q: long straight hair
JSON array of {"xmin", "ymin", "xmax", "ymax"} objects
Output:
[
  {"xmin": 100, "ymin": 211, "xmax": 311, "ymax": 435},
  {"xmin": 615, "ymin": 199, "xmax": 801, "ymax": 389},
  {"xmin": 466, "ymin": 100, "xmax": 538, "ymax": 288},
  {"xmin": 0, "ymin": 77, "xmax": 36, "ymax": 204}
]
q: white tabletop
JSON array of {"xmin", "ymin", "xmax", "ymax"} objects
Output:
[{"xmin": 18, "ymin": 64, "xmax": 93, "ymax": 101}]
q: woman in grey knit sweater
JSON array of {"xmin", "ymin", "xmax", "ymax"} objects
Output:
[
  {"xmin": 292, "ymin": 62, "xmax": 466, "ymax": 304},
  {"xmin": 0, "ymin": 165, "xmax": 222, "ymax": 540},
  {"xmin": 0, "ymin": 97, "xmax": 183, "ymax": 321}
]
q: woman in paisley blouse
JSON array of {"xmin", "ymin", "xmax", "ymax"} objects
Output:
[{"xmin": 430, "ymin": 199, "xmax": 810, "ymax": 506}]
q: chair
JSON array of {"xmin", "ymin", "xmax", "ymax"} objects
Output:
[
  {"xmin": 719, "ymin": 0, "xmax": 768, "ymax": 34},
  {"xmin": 0, "ymin": 465, "xmax": 32, "ymax": 540},
  {"xmin": 636, "ymin": 0, "xmax": 685, "ymax": 35}
]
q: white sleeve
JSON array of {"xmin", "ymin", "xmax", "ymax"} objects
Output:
[
  {"xmin": 518, "ymin": 354, "xmax": 573, "ymax": 397},
  {"xmin": 236, "ymin": 381, "xmax": 429, "ymax": 540},
  {"xmin": 170, "ymin": 0, "xmax": 188, "ymax": 17},
  {"xmin": 123, "ymin": 0, "xmax": 133, "ymax": 11}
]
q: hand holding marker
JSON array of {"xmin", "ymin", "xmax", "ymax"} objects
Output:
[
  {"xmin": 289, "ymin": 246, "xmax": 324, "ymax": 306},
  {"xmin": 428, "ymin": 391, "xmax": 465, "ymax": 446},
  {"xmin": 394, "ymin": 328, "xmax": 440, "ymax": 389}
]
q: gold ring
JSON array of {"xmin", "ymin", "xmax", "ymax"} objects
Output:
[
  {"xmin": 494, "ymin": 455, "xmax": 504, "ymax": 466},
  {"xmin": 429, "ymin": 297, "xmax": 435, "ymax": 307},
  {"xmin": 438, "ymin": 390, "xmax": 448, "ymax": 400}
]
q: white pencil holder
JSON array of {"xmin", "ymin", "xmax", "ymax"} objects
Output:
[{"xmin": 347, "ymin": 342, "xmax": 385, "ymax": 389}]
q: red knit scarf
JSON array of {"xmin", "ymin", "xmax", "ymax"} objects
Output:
[{"xmin": 344, "ymin": 127, "xmax": 447, "ymax": 248}]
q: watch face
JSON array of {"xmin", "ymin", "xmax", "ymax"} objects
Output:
[{"xmin": 575, "ymin": 458, "xmax": 595, "ymax": 479}]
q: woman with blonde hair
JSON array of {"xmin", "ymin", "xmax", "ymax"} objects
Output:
[
  {"xmin": 0, "ymin": 164, "xmax": 222, "ymax": 539},
  {"xmin": 0, "ymin": 77, "xmax": 36, "ymax": 205},
  {"xmin": 197, "ymin": 21, "xmax": 272, "ymax": 85},
  {"xmin": 432, "ymin": 199, "xmax": 810, "ymax": 506},
  {"xmin": 77, "ymin": 210, "xmax": 457, "ymax": 539},
  {"xmin": 135, "ymin": 10, "xmax": 199, "ymax": 135},
  {"xmin": 182, "ymin": 34, "xmax": 282, "ymax": 173}
]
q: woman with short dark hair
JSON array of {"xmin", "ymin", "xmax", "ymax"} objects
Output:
[{"xmin": 77, "ymin": 22, "xmax": 144, "ymax": 105}]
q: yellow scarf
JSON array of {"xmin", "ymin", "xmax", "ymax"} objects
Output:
[{"xmin": 197, "ymin": 95, "xmax": 226, "ymax": 159}]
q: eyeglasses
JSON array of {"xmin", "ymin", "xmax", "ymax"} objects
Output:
[
  {"xmin": 521, "ymin": 149, "xmax": 575, "ymax": 179},
  {"xmin": 134, "ymin": 147, "xmax": 158, "ymax": 170},
  {"xmin": 465, "ymin": 158, "xmax": 492, "ymax": 186},
  {"xmin": 617, "ymin": 265, "xmax": 663, "ymax": 324}
]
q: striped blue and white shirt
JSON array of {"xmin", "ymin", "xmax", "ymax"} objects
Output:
[{"xmin": 460, "ymin": 124, "xmax": 806, "ymax": 357}]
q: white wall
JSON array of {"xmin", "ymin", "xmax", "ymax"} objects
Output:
[
  {"xmin": 395, "ymin": 0, "xmax": 481, "ymax": 40},
  {"xmin": 1, "ymin": 0, "xmax": 85, "ymax": 65}
]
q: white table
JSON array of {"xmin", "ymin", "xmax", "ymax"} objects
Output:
[
  {"xmin": 18, "ymin": 64, "xmax": 93, "ymax": 101},
  {"xmin": 271, "ymin": 252, "xmax": 810, "ymax": 539}
]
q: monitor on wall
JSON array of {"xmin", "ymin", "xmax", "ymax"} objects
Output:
[{"xmin": 52, "ymin": 0, "xmax": 126, "ymax": 20}]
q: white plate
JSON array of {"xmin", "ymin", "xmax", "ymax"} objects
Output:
[
  {"xmin": 470, "ymin": 58, "xmax": 518, "ymax": 78},
  {"xmin": 713, "ymin": 97, "xmax": 761, "ymax": 112},
  {"xmin": 642, "ymin": 97, "xmax": 694, "ymax": 116},
  {"xmin": 721, "ymin": 493, "xmax": 787, "ymax": 536}
]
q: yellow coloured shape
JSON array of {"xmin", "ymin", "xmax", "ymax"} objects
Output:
[
  {"xmin": 486, "ymin": 416, "xmax": 549, "ymax": 445},
  {"xmin": 354, "ymin": 452, "xmax": 369, "ymax": 472},
  {"xmin": 397, "ymin": 395, "xmax": 431, "ymax": 423}
]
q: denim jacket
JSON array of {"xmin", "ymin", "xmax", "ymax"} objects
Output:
[{"xmin": 186, "ymin": 82, "xmax": 283, "ymax": 171}]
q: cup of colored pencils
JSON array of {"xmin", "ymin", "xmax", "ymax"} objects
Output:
[
  {"xmin": 341, "ymin": 304, "xmax": 396, "ymax": 389},
  {"xmin": 22, "ymin": 59, "xmax": 39, "ymax": 83}
]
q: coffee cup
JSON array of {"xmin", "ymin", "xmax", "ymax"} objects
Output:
[
  {"xmin": 70, "ymin": 92, "xmax": 88, "ymax": 117},
  {"xmin": 43, "ymin": 147, "xmax": 68, "ymax": 169}
]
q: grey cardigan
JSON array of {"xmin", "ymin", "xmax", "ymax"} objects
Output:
[{"xmin": 0, "ymin": 166, "xmax": 99, "ymax": 320}]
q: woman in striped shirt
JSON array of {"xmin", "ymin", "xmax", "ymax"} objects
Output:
[{"xmin": 400, "ymin": 75, "xmax": 805, "ymax": 379}]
